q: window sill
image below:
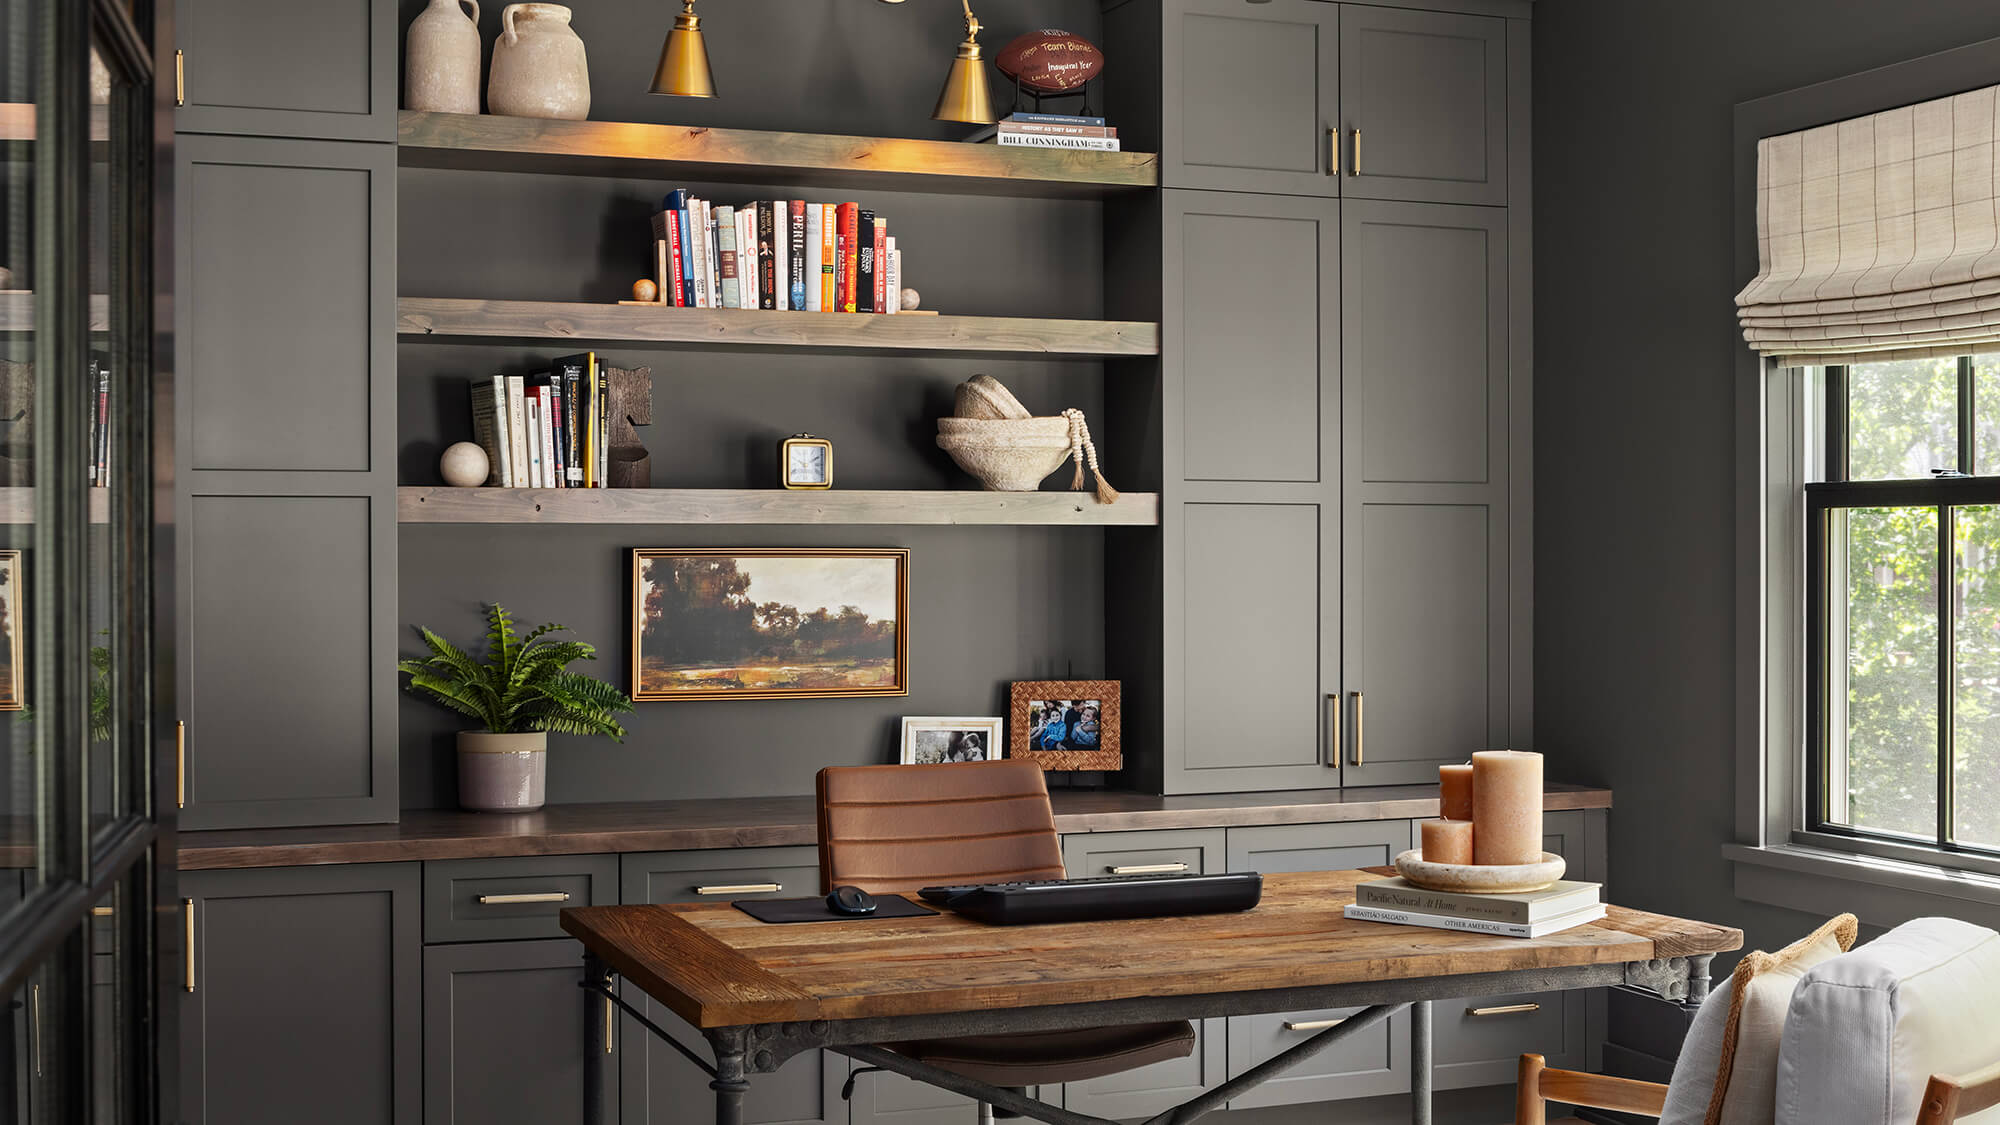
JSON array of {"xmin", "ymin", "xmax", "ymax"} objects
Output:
[{"xmin": 1725, "ymin": 842, "xmax": 2000, "ymax": 930}]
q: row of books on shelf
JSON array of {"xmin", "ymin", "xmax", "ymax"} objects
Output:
[
  {"xmin": 466, "ymin": 352, "xmax": 609, "ymax": 489},
  {"xmin": 1344, "ymin": 877, "xmax": 1604, "ymax": 938},
  {"xmin": 650, "ymin": 191, "xmax": 906, "ymax": 315},
  {"xmin": 86, "ymin": 355, "xmax": 110, "ymax": 488},
  {"xmin": 969, "ymin": 112, "xmax": 1121, "ymax": 152}
]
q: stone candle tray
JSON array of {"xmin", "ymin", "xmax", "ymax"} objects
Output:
[{"xmin": 1392, "ymin": 850, "xmax": 1567, "ymax": 895}]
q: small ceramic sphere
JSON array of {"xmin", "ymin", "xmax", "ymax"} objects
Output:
[
  {"xmin": 901, "ymin": 288, "xmax": 921, "ymax": 311},
  {"xmin": 439, "ymin": 442, "xmax": 491, "ymax": 488},
  {"xmin": 632, "ymin": 278, "xmax": 659, "ymax": 302}
]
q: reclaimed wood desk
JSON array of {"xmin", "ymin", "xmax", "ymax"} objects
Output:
[{"xmin": 560, "ymin": 870, "xmax": 1741, "ymax": 1125}]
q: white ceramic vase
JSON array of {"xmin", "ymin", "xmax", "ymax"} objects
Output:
[
  {"xmin": 457, "ymin": 730, "xmax": 548, "ymax": 812},
  {"xmin": 487, "ymin": 3, "xmax": 589, "ymax": 121},
  {"xmin": 405, "ymin": 0, "xmax": 483, "ymax": 114}
]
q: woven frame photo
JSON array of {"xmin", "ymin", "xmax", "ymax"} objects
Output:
[{"xmin": 1008, "ymin": 680, "xmax": 1120, "ymax": 771}]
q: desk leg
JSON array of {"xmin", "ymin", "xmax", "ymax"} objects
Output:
[
  {"xmin": 584, "ymin": 953, "xmax": 610, "ymax": 1125},
  {"xmin": 710, "ymin": 1027, "xmax": 752, "ymax": 1125},
  {"xmin": 1685, "ymin": 954, "xmax": 1715, "ymax": 1012},
  {"xmin": 1410, "ymin": 1000, "xmax": 1432, "ymax": 1125}
]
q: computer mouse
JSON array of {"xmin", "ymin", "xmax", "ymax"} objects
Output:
[{"xmin": 825, "ymin": 885, "xmax": 878, "ymax": 916}]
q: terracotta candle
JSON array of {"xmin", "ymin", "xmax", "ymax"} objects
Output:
[
  {"xmin": 1439, "ymin": 763, "xmax": 1475, "ymax": 821},
  {"xmin": 1471, "ymin": 750, "xmax": 1543, "ymax": 865},
  {"xmin": 1420, "ymin": 819, "xmax": 1474, "ymax": 865}
]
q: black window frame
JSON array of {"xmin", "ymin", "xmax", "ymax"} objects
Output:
[{"xmin": 1806, "ymin": 358, "xmax": 2000, "ymax": 870}]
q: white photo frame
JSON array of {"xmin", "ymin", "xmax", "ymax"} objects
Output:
[{"xmin": 898, "ymin": 716, "xmax": 1005, "ymax": 765}]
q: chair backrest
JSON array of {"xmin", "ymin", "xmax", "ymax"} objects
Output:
[
  {"xmin": 815, "ymin": 760, "xmax": 1066, "ymax": 895},
  {"xmin": 1916, "ymin": 1061, "xmax": 2000, "ymax": 1125}
]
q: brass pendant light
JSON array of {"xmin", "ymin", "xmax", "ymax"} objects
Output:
[
  {"xmin": 931, "ymin": 0, "xmax": 996, "ymax": 125},
  {"xmin": 650, "ymin": 0, "xmax": 716, "ymax": 98}
]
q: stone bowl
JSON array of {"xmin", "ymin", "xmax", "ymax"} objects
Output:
[
  {"xmin": 1391, "ymin": 849, "xmax": 1567, "ymax": 895},
  {"xmin": 936, "ymin": 416, "xmax": 1072, "ymax": 491}
]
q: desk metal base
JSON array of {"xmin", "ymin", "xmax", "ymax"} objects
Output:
[{"xmin": 581, "ymin": 952, "xmax": 1714, "ymax": 1125}]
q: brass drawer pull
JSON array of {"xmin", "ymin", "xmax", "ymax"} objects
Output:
[
  {"xmin": 183, "ymin": 899, "xmax": 195, "ymax": 993},
  {"xmin": 176, "ymin": 720, "xmax": 186, "ymax": 809},
  {"xmin": 90, "ymin": 906, "xmax": 113, "ymax": 917},
  {"xmin": 1467, "ymin": 1003, "xmax": 1541, "ymax": 1018},
  {"xmin": 175, "ymin": 50, "xmax": 185, "ymax": 107},
  {"xmin": 694, "ymin": 883, "xmax": 781, "ymax": 896},
  {"xmin": 605, "ymin": 995, "xmax": 615, "ymax": 1054},
  {"xmin": 1327, "ymin": 126, "xmax": 1339, "ymax": 175},
  {"xmin": 476, "ymin": 891, "xmax": 571, "ymax": 905},
  {"xmin": 1283, "ymin": 1018, "xmax": 1345, "ymax": 1032},
  {"xmin": 1109, "ymin": 863, "xmax": 1188, "ymax": 875},
  {"xmin": 1327, "ymin": 693, "xmax": 1341, "ymax": 768},
  {"xmin": 1351, "ymin": 127, "xmax": 1361, "ymax": 176}
]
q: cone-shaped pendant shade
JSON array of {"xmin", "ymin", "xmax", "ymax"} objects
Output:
[
  {"xmin": 650, "ymin": 4, "xmax": 715, "ymax": 98},
  {"xmin": 932, "ymin": 43, "xmax": 995, "ymax": 124}
]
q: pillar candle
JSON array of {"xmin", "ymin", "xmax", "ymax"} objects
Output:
[
  {"xmin": 1439, "ymin": 763, "xmax": 1475, "ymax": 821},
  {"xmin": 1471, "ymin": 750, "xmax": 1543, "ymax": 865},
  {"xmin": 1420, "ymin": 819, "xmax": 1474, "ymax": 865}
]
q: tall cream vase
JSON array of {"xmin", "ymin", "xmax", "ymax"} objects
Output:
[
  {"xmin": 405, "ymin": 0, "xmax": 483, "ymax": 114},
  {"xmin": 487, "ymin": 3, "xmax": 590, "ymax": 120}
]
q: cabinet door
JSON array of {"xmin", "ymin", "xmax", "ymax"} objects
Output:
[
  {"xmin": 1433, "ymin": 812, "xmax": 1590, "ymax": 1089},
  {"xmin": 1057, "ymin": 830, "xmax": 1226, "ymax": 1121},
  {"xmin": 619, "ymin": 849, "xmax": 844, "ymax": 1125},
  {"xmin": 181, "ymin": 864, "xmax": 421, "ymax": 1125},
  {"xmin": 175, "ymin": 0, "xmax": 397, "ymax": 140},
  {"xmin": 1223, "ymin": 822, "xmax": 1412, "ymax": 1107},
  {"xmin": 1171, "ymin": 502, "xmax": 1339, "ymax": 792},
  {"xmin": 1338, "ymin": 7, "xmax": 1506, "ymax": 205},
  {"xmin": 425, "ymin": 939, "xmax": 616, "ymax": 1125},
  {"xmin": 1161, "ymin": 0, "xmax": 1340, "ymax": 195},
  {"xmin": 1340, "ymin": 200, "xmax": 1509, "ymax": 788},
  {"xmin": 175, "ymin": 134, "xmax": 397, "ymax": 829}
]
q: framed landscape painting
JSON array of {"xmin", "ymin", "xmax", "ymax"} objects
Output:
[
  {"xmin": 631, "ymin": 548, "xmax": 908, "ymax": 701},
  {"xmin": 0, "ymin": 550, "xmax": 18, "ymax": 711}
]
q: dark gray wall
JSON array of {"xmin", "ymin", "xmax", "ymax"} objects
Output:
[
  {"xmin": 395, "ymin": 0, "xmax": 1120, "ymax": 807},
  {"xmin": 1533, "ymin": 0, "xmax": 2000, "ymax": 958}
]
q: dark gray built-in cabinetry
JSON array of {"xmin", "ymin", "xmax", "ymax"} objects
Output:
[
  {"xmin": 1106, "ymin": 0, "xmax": 1532, "ymax": 795},
  {"xmin": 172, "ymin": 1, "xmax": 399, "ymax": 830}
]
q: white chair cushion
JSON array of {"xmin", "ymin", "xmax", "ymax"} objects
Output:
[
  {"xmin": 1659, "ymin": 914, "xmax": 1856, "ymax": 1125},
  {"xmin": 1776, "ymin": 916, "xmax": 2000, "ymax": 1125}
]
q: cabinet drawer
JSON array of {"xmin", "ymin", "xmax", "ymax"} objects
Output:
[
  {"xmin": 621, "ymin": 847, "xmax": 820, "ymax": 905},
  {"xmin": 425, "ymin": 855, "xmax": 618, "ymax": 944},
  {"xmin": 1059, "ymin": 828, "xmax": 1225, "ymax": 879},
  {"xmin": 1225, "ymin": 820, "xmax": 1414, "ymax": 874},
  {"xmin": 1435, "ymin": 993, "xmax": 1583, "ymax": 1090},
  {"xmin": 1227, "ymin": 1006, "xmax": 1407, "ymax": 1107}
]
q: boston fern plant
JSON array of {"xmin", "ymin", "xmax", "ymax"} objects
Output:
[{"xmin": 398, "ymin": 604, "xmax": 634, "ymax": 740}]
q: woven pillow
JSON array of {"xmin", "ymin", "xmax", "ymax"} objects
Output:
[{"xmin": 1657, "ymin": 914, "xmax": 1858, "ymax": 1125}]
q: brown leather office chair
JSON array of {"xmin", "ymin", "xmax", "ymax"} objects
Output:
[{"xmin": 817, "ymin": 760, "xmax": 1195, "ymax": 1121}]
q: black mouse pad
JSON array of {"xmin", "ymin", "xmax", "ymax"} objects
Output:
[{"xmin": 732, "ymin": 895, "xmax": 938, "ymax": 924}]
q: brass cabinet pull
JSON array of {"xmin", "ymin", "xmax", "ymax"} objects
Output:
[
  {"xmin": 90, "ymin": 906, "xmax": 113, "ymax": 917},
  {"xmin": 30, "ymin": 985, "xmax": 40, "ymax": 1076},
  {"xmin": 1108, "ymin": 863, "xmax": 1188, "ymax": 875},
  {"xmin": 1327, "ymin": 693, "xmax": 1341, "ymax": 768},
  {"xmin": 1350, "ymin": 692, "xmax": 1365, "ymax": 765},
  {"xmin": 604, "ymin": 995, "xmax": 615, "ymax": 1054},
  {"xmin": 1351, "ymin": 128, "xmax": 1361, "ymax": 176},
  {"xmin": 1284, "ymin": 1017, "xmax": 1345, "ymax": 1032},
  {"xmin": 174, "ymin": 50, "xmax": 185, "ymax": 106},
  {"xmin": 476, "ymin": 891, "xmax": 570, "ymax": 905},
  {"xmin": 183, "ymin": 899, "xmax": 195, "ymax": 993},
  {"xmin": 694, "ymin": 883, "xmax": 781, "ymax": 896},
  {"xmin": 1467, "ymin": 1003, "xmax": 1540, "ymax": 1018},
  {"xmin": 176, "ymin": 720, "xmax": 186, "ymax": 809},
  {"xmin": 1327, "ymin": 126, "xmax": 1339, "ymax": 175}
]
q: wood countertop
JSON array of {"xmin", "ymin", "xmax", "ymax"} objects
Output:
[{"xmin": 178, "ymin": 783, "xmax": 1612, "ymax": 870}]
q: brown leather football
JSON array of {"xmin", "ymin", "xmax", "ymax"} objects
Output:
[{"xmin": 994, "ymin": 29, "xmax": 1105, "ymax": 93}]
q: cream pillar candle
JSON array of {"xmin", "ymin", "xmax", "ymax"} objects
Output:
[
  {"xmin": 1439, "ymin": 763, "xmax": 1474, "ymax": 821},
  {"xmin": 1420, "ymin": 819, "xmax": 1474, "ymax": 865},
  {"xmin": 1471, "ymin": 750, "xmax": 1543, "ymax": 865}
]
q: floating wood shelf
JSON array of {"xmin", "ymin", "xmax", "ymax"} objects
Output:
[
  {"xmin": 0, "ymin": 292, "xmax": 113, "ymax": 333},
  {"xmin": 397, "ymin": 111, "xmax": 1158, "ymax": 199},
  {"xmin": 397, "ymin": 298, "xmax": 1159, "ymax": 358},
  {"xmin": 0, "ymin": 102, "xmax": 111, "ymax": 144},
  {"xmin": 0, "ymin": 488, "xmax": 112, "ymax": 524},
  {"xmin": 398, "ymin": 487, "xmax": 1160, "ymax": 527}
]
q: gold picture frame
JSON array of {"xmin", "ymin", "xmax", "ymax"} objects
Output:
[
  {"xmin": 0, "ymin": 550, "xmax": 20, "ymax": 712},
  {"xmin": 630, "ymin": 547, "xmax": 908, "ymax": 702},
  {"xmin": 1009, "ymin": 680, "xmax": 1119, "ymax": 771}
]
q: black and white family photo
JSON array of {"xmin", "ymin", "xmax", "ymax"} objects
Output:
[{"xmin": 899, "ymin": 717, "xmax": 1004, "ymax": 765}]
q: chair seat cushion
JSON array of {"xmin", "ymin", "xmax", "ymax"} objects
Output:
[
  {"xmin": 886, "ymin": 1022, "xmax": 1197, "ymax": 1086},
  {"xmin": 1776, "ymin": 916, "xmax": 2000, "ymax": 1125}
]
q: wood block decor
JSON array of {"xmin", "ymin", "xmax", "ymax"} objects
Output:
[{"xmin": 606, "ymin": 365, "xmax": 652, "ymax": 489}]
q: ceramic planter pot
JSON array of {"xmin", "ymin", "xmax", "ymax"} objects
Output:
[
  {"xmin": 405, "ymin": 0, "xmax": 484, "ymax": 114},
  {"xmin": 457, "ymin": 730, "xmax": 547, "ymax": 811},
  {"xmin": 487, "ymin": 3, "xmax": 590, "ymax": 120}
]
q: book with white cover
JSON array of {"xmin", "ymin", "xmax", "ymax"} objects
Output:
[
  {"xmin": 506, "ymin": 375, "xmax": 528, "ymax": 489},
  {"xmin": 773, "ymin": 199, "xmax": 790, "ymax": 311},
  {"xmin": 1343, "ymin": 902, "xmax": 1606, "ymax": 939},
  {"xmin": 806, "ymin": 204, "xmax": 824, "ymax": 312},
  {"xmin": 1355, "ymin": 878, "xmax": 1601, "ymax": 924},
  {"xmin": 996, "ymin": 133, "xmax": 1120, "ymax": 151},
  {"xmin": 688, "ymin": 198, "xmax": 710, "ymax": 308}
]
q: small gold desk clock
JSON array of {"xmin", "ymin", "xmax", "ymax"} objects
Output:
[{"xmin": 780, "ymin": 434, "xmax": 833, "ymax": 490}]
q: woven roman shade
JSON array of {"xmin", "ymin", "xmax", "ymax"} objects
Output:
[{"xmin": 1739, "ymin": 83, "xmax": 2000, "ymax": 366}]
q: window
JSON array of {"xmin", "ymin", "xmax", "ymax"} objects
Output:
[{"xmin": 1805, "ymin": 356, "xmax": 2000, "ymax": 872}]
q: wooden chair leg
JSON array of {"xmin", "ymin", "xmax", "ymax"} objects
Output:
[
  {"xmin": 1918, "ymin": 1074, "xmax": 1963, "ymax": 1125},
  {"xmin": 1517, "ymin": 1053, "xmax": 1546, "ymax": 1125}
]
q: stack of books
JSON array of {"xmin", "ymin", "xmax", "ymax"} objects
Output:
[
  {"xmin": 1344, "ymin": 877, "xmax": 1604, "ymax": 938},
  {"xmin": 975, "ymin": 112, "xmax": 1120, "ymax": 152},
  {"xmin": 648, "ymin": 191, "xmax": 903, "ymax": 315},
  {"xmin": 86, "ymin": 355, "xmax": 110, "ymax": 488},
  {"xmin": 465, "ymin": 352, "xmax": 611, "ymax": 489}
]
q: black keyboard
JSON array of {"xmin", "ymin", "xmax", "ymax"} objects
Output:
[{"xmin": 917, "ymin": 872, "xmax": 1263, "ymax": 925}]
